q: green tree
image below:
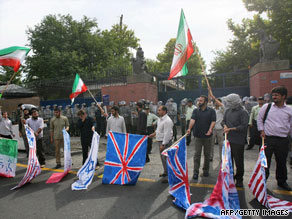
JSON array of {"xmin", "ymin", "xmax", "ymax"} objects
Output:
[
  {"xmin": 25, "ymin": 14, "xmax": 139, "ymax": 99},
  {"xmin": 211, "ymin": 0, "xmax": 292, "ymax": 74}
]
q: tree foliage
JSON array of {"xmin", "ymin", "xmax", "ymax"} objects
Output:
[
  {"xmin": 25, "ymin": 14, "xmax": 139, "ymax": 84},
  {"xmin": 211, "ymin": 0, "xmax": 292, "ymax": 73}
]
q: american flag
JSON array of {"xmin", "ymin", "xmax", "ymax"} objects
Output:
[
  {"xmin": 162, "ymin": 136, "xmax": 190, "ymax": 210},
  {"xmin": 102, "ymin": 132, "xmax": 147, "ymax": 185},
  {"xmin": 248, "ymin": 144, "xmax": 292, "ymax": 212},
  {"xmin": 185, "ymin": 140, "xmax": 241, "ymax": 219},
  {"xmin": 11, "ymin": 125, "xmax": 41, "ymax": 190}
]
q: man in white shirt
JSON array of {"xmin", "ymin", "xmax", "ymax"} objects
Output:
[
  {"xmin": 149, "ymin": 105, "xmax": 173, "ymax": 183},
  {"xmin": 26, "ymin": 108, "xmax": 46, "ymax": 168},
  {"xmin": 0, "ymin": 108, "xmax": 14, "ymax": 139},
  {"xmin": 106, "ymin": 106, "xmax": 126, "ymax": 135}
]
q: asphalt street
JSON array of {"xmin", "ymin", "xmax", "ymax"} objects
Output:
[{"xmin": 1, "ymin": 129, "xmax": 292, "ymax": 219}]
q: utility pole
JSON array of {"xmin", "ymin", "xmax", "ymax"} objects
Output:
[{"xmin": 120, "ymin": 14, "xmax": 123, "ymax": 31}]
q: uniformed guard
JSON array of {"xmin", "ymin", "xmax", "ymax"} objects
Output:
[
  {"xmin": 166, "ymin": 98, "xmax": 178, "ymax": 141},
  {"xmin": 73, "ymin": 104, "xmax": 80, "ymax": 136},
  {"xmin": 120, "ymin": 101, "xmax": 131, "ymax": 134},
  {"xmin": 178, "ymin": 98, "xmax": 187, "ymax": 136},
  {"xmin": 64, "ymin": 105, "xmax": 73, "ymax": 135}
]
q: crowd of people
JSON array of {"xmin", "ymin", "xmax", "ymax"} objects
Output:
[{"xmin": 0, "ymin": 86, "xmax": 291, "ymax": 190}]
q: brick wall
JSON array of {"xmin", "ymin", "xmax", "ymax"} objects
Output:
[
  {"xmin": 101, "ymin": 83, "xmax": 158, "ymax": 104},
  {"xmin": 250, "ymin": 70, "xmax": 292, "ymax": 97},
  {"xmin": 0, "ymin": 96, "xmax": 40, "ymax": 115}
]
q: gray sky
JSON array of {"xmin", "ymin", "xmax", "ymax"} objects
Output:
[{"xmin": 0, "ymin": 0, "xmax": 255, "ymax": 71}]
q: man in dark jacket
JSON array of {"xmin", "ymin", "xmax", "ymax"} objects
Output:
[
  {"xmin": 136, "ymin": 102, "xmax": 147, "ymax": 135},
  {"xmin": 222, "ymin": 93, "xmax": 249, "ymax": 188},
  {"xmin": 77, "ymin": 110, "xmax": 96, "ymax": 165}
]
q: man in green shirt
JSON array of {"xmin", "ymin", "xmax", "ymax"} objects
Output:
[
  {"xmin": 246, "ymin": 96, "xmax": 265, "ymax": 150},
  {"xmin": 50, "ymin": 108, "xmax": 70, "ymax": 169}
]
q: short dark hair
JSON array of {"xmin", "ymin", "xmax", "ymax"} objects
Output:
[
  {"xmin": 77, "ymin": 110, "xmax": 86, "ymax": 116},
  {"xmin": 187, "ymin": 98, "xmax": 193, "ymax": 103},
  {"xmin": 111, "ymin": 105, "xmax": 119, "ymax": 112},
  {"xmin": 30, "ymin": 108, "xmax": 38, "ymax": 114},
  {"xmin": 200, "ymin": 95, "xmax": 208, "ymax": 102},
  {"xmin": 271, "ymin": 86, "xmax": 287, "ymax": 98},
  {"xmin": 54, "ymin": 107, "xmax": 61, "ymax": 112},
  {"xmin": 136, "ymin": 102, "xmax": 143, "ymax": 109},
  {"xmin": 160, "ymin": 105, "xmax": 167, "ymax": 113}
]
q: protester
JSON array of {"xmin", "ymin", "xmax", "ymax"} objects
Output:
[
  {"xmin": 286, "ymin": 96, "xmax": 292, "ymax": 167},
  {"xmin": 50, "ymin": 107, "xmax": 70, "ymax": 169},
  {"xmin": 209, "ymin": 93, "xmax": 224, "ymax": 161},
  {"xmin": 149, "ymin": 105, "xmax": 173, "ymax": 183},
  {"xmin": 106, "ymin": 106, "xmax": 126, "ymax": 135},
  {"xmin": 19, "ymin": 107, "xmax": 30, "ymax": 157},
  {"xmin": 77, "ymin": 110, "xmax": 96, "ymax": 165},
  {"xmin": 222, "ymin": 93, "xmax": 249, "ymax": 187},
  {"xmin": 246, "ymin": 96, "xmax": 265, "ymax": 150},
  {"xmin": 145, "ymin": 106, "xmax": 158, "ymax": 162},
  {"xmin": 26, "ymin": 108, "xmax": 46, "ymax": 168},
  {"xmin": 186, "ymin": 99, "xmax": 196, "ymax": 146},
  {"xmin": 257, "ymin": 86, "xmax": 292, "ymax": 191},
  {"xmin": 0, "ymin": 108, "xmax": 14, "ymax": 139},
  {"xmin": 187, "ymin": 95, "xmax": 216, "ymax": 180}
]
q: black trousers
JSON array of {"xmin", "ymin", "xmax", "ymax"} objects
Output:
[
  {"xmin": 230, "ymin": 143, "xmax": 244, "ymax": 182},
  {"xmin": 147, "ymin": 126, "xmax": 154, "ymax": 154},
  {"xmin": 249, "ymin": 119, "xmax": 261, "ymax": 147},
  {"xmin": 36, "ymin": 138, "xmax": 46, "ymax": 165},
  {"xmin": 265, "ymin": 136, "xmax": 289, "ymax": 183},
  {"xmin": 180, "ymin": 118, "xmax": 186, "ymax": 136},
  {"xmin": 81, "ymin": 140, "xmax": 91, "ymax": 164}
]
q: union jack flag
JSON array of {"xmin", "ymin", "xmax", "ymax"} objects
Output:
[
  {"xmin": 11, "ymin": 125, "xmax": 41, "ymax": 190},
  {"xmin": 162, "ymin": 136, "xmax": 190, "ymax": 210},
  {"xmin": 102, "ymin": 131, "xmax": 147, "ymax": 185},
  {"xmin": 248, "ymin": 144, "xmax": 292, "ymax": 212},
  {"xmin": 186, "ymin": 140, "xmax": 241, "ymax": 219}
]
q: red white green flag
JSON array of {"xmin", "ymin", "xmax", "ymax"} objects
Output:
[
  {"xmin": 168, "ymin": 9, "xmax": 194, "ymax": 80},
  {"xmin": 69, "ymin": 74, "xmax": 88, "ymax": 104},
  {"xmin": 0, "ymin": 46, "xmax": 30, "ymax": 72}
]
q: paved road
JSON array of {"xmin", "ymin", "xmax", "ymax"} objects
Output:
[{"xmin": 1, "ymin": 133, "xmax": 292, "ymax": 219}]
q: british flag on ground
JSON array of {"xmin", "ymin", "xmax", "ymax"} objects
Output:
[
  {"xmin": 102, "ymin": 132, "xmax": 147, "ymax": 185},
  {"xmin": 185, "ymin": 139, "xmax": 241, "ymax": 219},
  {"xmin": 248, "ymin": 144, "xmax": 292, "ymax": 212},
  {"xmin": 11, "ymin": 125, "xmax": 41, "ymax": 190},
  {"xmin": 162, "ymin": 136, "xmax": 191, "ymax": 210}
]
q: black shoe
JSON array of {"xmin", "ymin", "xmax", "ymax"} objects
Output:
[
  {"xmin": 290, "ymin": 158, "xmax": 292, "ymax": 165},
  {"xmin": 209, "ymin": 158, "xmax": 213, "ymax": 162},
  {"xmin": 159, "ymin": 173, "xmax": 167, "ymax": 177},
  {"xmin": 236, "ymin": 181, "xmax": 243, "ymax": 188},
  {"xmin": 161, "ymin": 178, "xmax": 168, "ymax": 184},
  {"xmin": 146, "ymin": 157, "xmax": 150, "ymax": 163},
  {"xmin": 55, "ymin": 164, "xmax": 61, "ymax": 169},
  {"xmin": 203, "ymin": 172, "xmax": 209, "ymax": 177},
  {"xmin": 278, "ymin": 182, "xmax": 292, "ymax": 191},
  {"xmin": 193, "ymin": 173, "xmax": 198, "ymax": 180},
  {"xmin": 246, "ymin": 145, "xmax": 253, "ymax": 150}
]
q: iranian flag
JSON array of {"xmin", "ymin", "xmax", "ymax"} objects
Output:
[
  {"xmin": 168, "ymin": 9, "xmax": 194, "ymax": 80},
  {"xmin": 0, "ymin": 46, "xmax": 30, "ymax": 72},
  {"xmin": 69, "ymin": 74, "xmax": 88, "ymax": 104},
  {"xmin": 0, "ymin": 138, "xmax": 18, "ymax": 178}
]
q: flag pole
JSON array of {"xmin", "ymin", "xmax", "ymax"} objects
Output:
[
  {"xmin": 162, "ymin": 133, "xmax": 188, "ymax": 154},
  {"xmin": 222, "ymin": 133, "xmax": 228, "ymax": 170},
  {"xmin": 0, "ymin": 69, "xmax": 18, "ymax": 98},
  {"xmin": 193, "ymin": 44, "xmax": 211, "ymax": 90},
  {"xmin": 87, "ymin": 88, "xmax": 106, "ymax": 116}
]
